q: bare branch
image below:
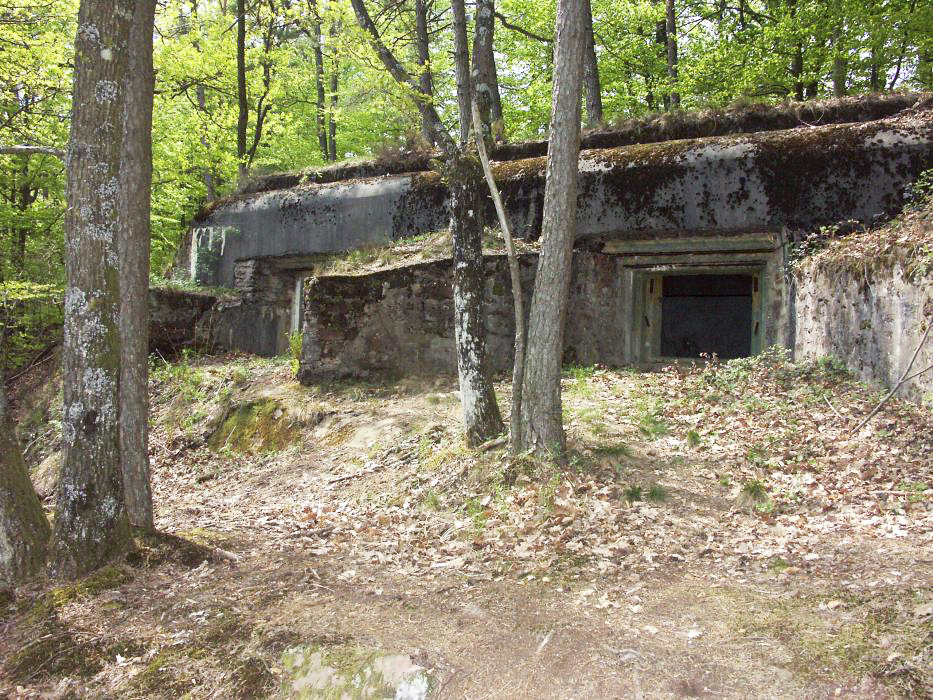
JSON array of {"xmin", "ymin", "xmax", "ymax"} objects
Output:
[{"xmin": 0, "ymin": 145, "xmax": 65, "ymax": 158}]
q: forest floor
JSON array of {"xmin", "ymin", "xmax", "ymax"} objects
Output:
[{"xmin": 2, "ymin": 350, "xmax": 932, "ymax": 699}]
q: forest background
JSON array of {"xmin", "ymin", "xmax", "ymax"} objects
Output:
[{"xmin": 0, "ymin": 0, "xmax": 931, "ymax": 355}]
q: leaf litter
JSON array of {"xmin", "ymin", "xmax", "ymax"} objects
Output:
[{"xmin": 2, "ymin": 350, "xmax": 931, "ymax": 698}]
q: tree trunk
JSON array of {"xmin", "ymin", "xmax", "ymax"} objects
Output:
[
  {"xmin": 328, "ymin": 25, "xmax": 338, "ymax": 162},
  {"xmin": 351, "ymin": 0, "xmax": 502, "ymax": 445},
  {"xmin": 869, "ymin": 47, "xmax": 881, "ymax": 92},
  {"xmin": 472, "ymin": 99, "xmax": 525, "ymax": 453},
  {"xmin": 581, "ymin": 0, "xmax": 602, "ymax": 127},
  {"xmin": 349, "ymin": 0, "xmax": 454, "ymax": 151},
  {"xmin": 666, "ymin": 0, "xmax": 679, "ymax": 108},
  {"xmin": 446, "ymin": 150, "xmax": 504, "ymax": 446},
  {"xmin": 832, "ymin": 30, "xmax": 847, "ymax": 97},
  {"xmin": 451, "ymin": 0, "xmax": 472, "ymax": 145},
  {"xmin": 415, "ymin": 0, "xmax": 435, "ymax": 145},
  {"xmin": 310, "ymin": 0, "xmax": 329, "ymax": 159},
  {"xmin": 472, "ymin": 0, "xmax": 504, "ymax": 142},
  {"xmin": 120, "ymin": 0, "xmax": 156, "ymax": 531},
  {"xmin": 1, "ymin": 384, "xmax": 50, "ymax": 585},
  {"xmin": 236, "ymin": 0, "xmax": 248, "ymax": 177},
  {"xmin": 51, "ymin": 0, "xmax": 132, "ymax": 579},
  {"xmin": 517, "ymin": 0, "xmax": 584, "ymax": 457}
]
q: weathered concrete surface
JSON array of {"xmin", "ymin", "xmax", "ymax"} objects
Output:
[
  {"xmin": 794, "ymin": 257, "xmax": 933, "ymax": 405},
  {"xmin": 190, "ymin": 114, "xmax": 933, "ymax": 288},
  {"xmin": 297, "ymin": 245, "xmax": 787, "ymax": 382}
]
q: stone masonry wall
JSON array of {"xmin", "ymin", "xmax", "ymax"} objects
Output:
[
  {"xmin": 297, "ymin": 254, "xmax": 632, "ymax": 382},
  {"xmin": 793, "ymin": 255, "xmax": 932, "ymax": 405}
]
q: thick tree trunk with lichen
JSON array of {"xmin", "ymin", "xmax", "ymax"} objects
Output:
[
  {"xmin": 472, "ymin": 0, "xmax": 504, "ymax": 142},
  {"xmin": 517, "ymin": 0, "xmax": 584, "ymax": 457},
  {"xmin": 0, "ymin": 386, "xmax": 50, "ymax": 585},
  {"xmin": 51, "ymin": 0, "xmax": 132, "ymax": 579},
  {"xmin": 120, "ymin": 0, "xmax": 156, "ymax": 530},
  {"xmin": 446, "ymin": 151, "xmax": 504, "ymax": 446}
]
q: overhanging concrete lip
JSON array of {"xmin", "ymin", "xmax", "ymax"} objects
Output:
[{"xmin": 602, "ymin": 234, "xmax": 780, "ymax": 255}]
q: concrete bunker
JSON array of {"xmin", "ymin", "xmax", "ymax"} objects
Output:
[{"xmin": 172, "ymin": 103, "xmax": 933, "ymax": 380}]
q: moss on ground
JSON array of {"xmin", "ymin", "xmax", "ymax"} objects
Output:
[
  {"xmin": 732, "ymin": 589, "xmax": 932, "ymax": 697},
  {"xmin": 207, "ymin": 398, "xmax": 299, "ymax": 454}
]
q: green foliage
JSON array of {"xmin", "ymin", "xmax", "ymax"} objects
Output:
[
  {"xmin": 0, "ymin": 282, "xmax": 63, "ymax": 373},
  {"xmin": 4, "ymin": 0, "xmax": 933, "ymax": 291},
  {"xmin": 636, "ymin": 398, "xmax": 668, "ymax": 439},
  {"xmin": 288, "ymin": 330, "xmax": 303, "ymax": 374},
  {"xmin": 647, "ymin": 483, "xmax": 667, "ymax": 502},
  {"xmin": 623, "ymin": 485, "xmax": 643, "ymax": 502}
]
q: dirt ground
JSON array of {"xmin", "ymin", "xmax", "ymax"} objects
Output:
[{"xmin": 2, "ymin": 351, "xmax": 931, "ymax": 699}]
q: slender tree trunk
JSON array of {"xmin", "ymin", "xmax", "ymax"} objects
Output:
[
  {"xmin": 120, "ymin": 0, "xmax": 156, "ymax": 531},
  {"xmin": 517, "ymin": 0, "xmax": 584, "ymax": 457},
  {"xmin": 472, "ymin": 0, "xmax": 504, "ymax": 142},
  {"xmin": 349, "ymin": 0, "xmax": 453, "ymax": 150},
  {"xmin": 451, "ymin": 0, "xmax": 472, "ymax": 144},
  {"xmin": 351, "ymin": 0, "xmax": 502, "ymax": 446},
  {"xmin": 446, "ymin": 150, "xmax": 504, "ymax": 446},
  {"xmin": 310, "ymin": 0, "xmax": 329, "ymax": 159},
  {"xmin": 189, "ymin": 0, "xmax": 216, "ymax": 200},
  {"xmin": 869, "ymin": 47, "xmax": 881, "ymax": 92},
  {"xmin": 1, "ymin": 381, "xmax": 50, "ymax": 585},
  {"xmin": 415, "ymin": 0, "xmax": 435, "ymax": 145},
  {"xmin": 236, "ymin": 0, "xmax": 248, "ymax": 177},
  {"xmin": 665, "ymin": 0, "xmax": 679, "ymax": 108},
  {"xmin": 328, "ymin": 28, "xmax": 338, "ymax": 162},
  {"xmin": 652, "ymin": 0, "xmax": 669, "ymax": 110},
  {"xmin": 832, "ymin": 30, "xmax": 847, "ymax": 97},
  {"xmin": 472, "ymin": 99, "xmax": 524, "ymax": 453},
  {"xmin": 581, "ymin": 0, "xmax": 602, "ymax": 127},
  {"xmin": 51, "ymin": 0, "xmax": 132, "ymax": 579}
]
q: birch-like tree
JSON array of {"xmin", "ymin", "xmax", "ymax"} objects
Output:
[{"xmin": 50, "ymin": 0, "xmax": 133, "ymax": 579}]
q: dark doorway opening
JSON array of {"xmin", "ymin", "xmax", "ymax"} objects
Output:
[{"xmin": 660, "ymin": 274, "xmax": 753, "ymax": 359}]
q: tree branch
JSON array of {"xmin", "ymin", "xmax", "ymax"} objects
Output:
[
  {"xmin": 494, "ymin": 11, "xmax": 552, "ymax": 43},
  {"xmin": 349, "ymin": 0, "xmax": 454, "ymax": 153},
  {"xmin": 0, "ymin": 145, "xmax": 65, "ymax": 159}
]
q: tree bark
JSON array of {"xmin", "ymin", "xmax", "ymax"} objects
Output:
[
  {"xmin": 581, "ymin": 0, "xmax": 602, "ymax": 127},
  {"xmin": 1, "ymin": 383, "xmax": 50, "ymax": 585},
  {"xmin": 446, "ymin": 150, "xmax": 504, "ymax": 446},
  {"xmin": 414, "ymin": 0, "xmax": 435, "ymax": 145},
  {"xmin": 0, "ymin": 146, "xmax": 65, "ymax": 158},
  {"xmin": 328, "ymin": 24, "xmax": 338, "ymax": 162},
  {"xmin": 51, "ymin": 0, "xmax": 132, "ymax": 579},
  {"xmin": 310, "ymin": 0, "xmax": 329, "ymax": 160},
  {"xmin": 517, "ymin": 0, "xmax": 584, "ymax": 457},
  {"xmin": 351, "ymin": 0, "xmax": 502, "ymax": 446},
  {"xmin": 472, "ymin": 0, "xmax": 504, "ymax": 142},
  {"xmin": 236, "ymin": 0, "xmax": 248, "ymax": 177},
  {"xmin": 472, "ymin": 98, "xmax": 524, "ymax": 453},
  {"xmin": 349, "ymin": 0, "xmax": 454, "ymax": 152},
  {"xmin": 451, "ymin": 0, "xmax": 472, "ymax": 145},
  {"xmin": 665, "ymin": 0, "xmax": 679, "ymax": 108},
  {"xmin": 119, "ymin": 0, "xmax": 156, "ymax": 530}
]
